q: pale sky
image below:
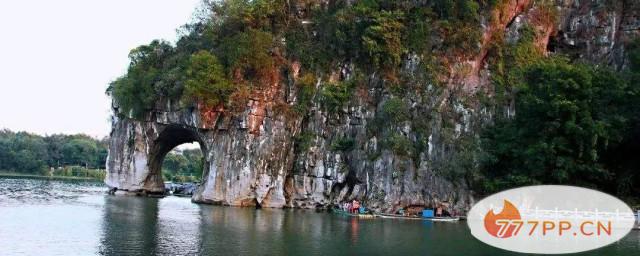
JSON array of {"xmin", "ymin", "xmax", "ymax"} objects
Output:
[{"xmin": 0, "ymin": 0, "xmax": 202, "ymax": 138}]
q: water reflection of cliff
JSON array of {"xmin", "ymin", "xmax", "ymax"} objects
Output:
[
  {"xmin": 98, "ymin": 196, "xmax": 160, "ymax": 255},
  {"xmin": 99, "ymin": 196, "xmax": 206, "ymax": 255},
  {"xmin": 95, "ymin": 196, "xmax": 541, "ymax": 255},
  {"xmin": 197, "ymin": 206, "xmax": 287, "ymax": 254},
  {"xmin": 196, "ymin": 207, "xmax": 362, "ymax": 255},
  {"xmin": 96, "ymin": 195, "xmax": 458, "ymax": 255},
  {"xmin": 99, "ymin": 196, "xmax": 488, "ymax": 255}
]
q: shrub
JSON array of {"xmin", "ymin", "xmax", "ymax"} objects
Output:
[
  {"xmin": 361, "ymin": 10, "xmax": 405, "ymax": 70},
  {"xmin": 405, "ymin": 8, "xmax": 433, "ymax": 55},
  {"xmin": 440, "ymin": 21, "xmax": 482, "ymax": 55},
  {"xmin": 381, "ymin": 98, "xmax": 411, "ymax": 123},
  {"xmin": 110, "ymin": 68, "xmax": 157, "ymax": 118},
  {"xmin": 294, "ymin": 132, "xmax": 316, "ymax": 153},
  {"xmin": 387, "ymin": 134, "xmax": 413, "ymax": 157},
  {"xmin": 433, "ymin": 0, "xmax": 480, "ymax": 22},
  {"xmin": 490, "ymin": 24, "xmax": 545, "ymax": 109},
  {"xmin": 218, "ymin": 29, "xmax": 275, "ymax": 83},
  {"xmin": 319, "ymin": 80, "xmax": 355, "ymax": 112},
  {"xmin": 331, "ymin": 137, "xmax": 356, "ymax": 152},
  {"xmin": 434, "ymin": 135, "xmax": 480, "ymax": 184},
  {"xmin": 294, "ymin": 73, "xmax": 317, "ymax": 114}
]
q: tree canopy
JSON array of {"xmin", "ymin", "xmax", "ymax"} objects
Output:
[
  {"xmin": 162, "ymin": 148, "xmax": 204, "ymax": 182},
  {"xmin": 0, "ymin": 130, "xmax": 108, "ymax": 174},
  {"xmin": 108, "ymin": 0, "xmax": 487, "ymax": 117},
  {"xmin": 183, "ymin": 50, "xmax": 233, "ymax": 108},
  {"xmin": 479, "ymin": 57, "xmax": 640, "ymax": 197}
]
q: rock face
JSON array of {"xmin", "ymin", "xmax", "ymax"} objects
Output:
[
  {"xmin": 553, "ymin": 0, "xmax": 640, "ymax": 69},
  {"xmin": 105, "ymin": 0, "xmax": 640, "ymax": 213}
]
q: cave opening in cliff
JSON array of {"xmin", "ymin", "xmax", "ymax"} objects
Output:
[{"xmin": 148, "ymin": 125, "xmax": 208, "ymax": 191}]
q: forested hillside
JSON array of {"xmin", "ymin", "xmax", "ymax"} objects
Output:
[{"xmin": 0, "ymin": 130, "xmax": 107, "ymax": 173}]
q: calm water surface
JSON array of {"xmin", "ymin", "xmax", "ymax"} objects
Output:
[{"xmin": 0, "ymin": 177, "xmax": 638, "ymax": 255}]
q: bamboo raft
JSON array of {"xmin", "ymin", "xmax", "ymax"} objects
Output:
[
  {"xmin": 374, "ymin": 213, "xmax": 460, "ymax": 222},
  {"xmin": 428, "ymin": 216, "xmax": 461, "ymax": 222},
  {"xmin": 375, "ymin": 213, "xmax": 424, "ymax": 220},
  {"xmin": 332, "ymin": 209, "xmax": 377, "ymax": 219}
]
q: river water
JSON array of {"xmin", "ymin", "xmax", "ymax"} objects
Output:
[{"xmin": 0, "ymin": 177, "xmax": 638, "ymax": 256}]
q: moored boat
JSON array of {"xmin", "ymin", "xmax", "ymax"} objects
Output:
[
  {"xmin": 373, "ymin": 213, "xmax": 460, "ymax": 222},
  {"xmin": 374, "ymin": 213, "xmax": 423, "ymax": 220},
  {"xmin": 427, "ymin": 216, "xmax": 460, "ymax": 222},
  {"xmin": 332, "ymin": 209, "xmax": 377, "ymax": 219}
]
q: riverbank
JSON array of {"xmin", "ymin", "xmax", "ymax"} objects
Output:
[{"xmin": 0, "ymin": 171, "xmax": 102, "ymax": 182}]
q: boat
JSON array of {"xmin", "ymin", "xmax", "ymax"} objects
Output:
[
  {"xmin": 332, "ymin": 209, "xmax": 377, "ymax": 219},
  {"xmin": 427, "ymin": 217, "xmax": 460, "ymax": 222},
  {"xmin": 422, "ymin": 208, "xmax": 461, "ymax": 222},
  {"xmin": 374, "ymin": 213, "xmax": 460, "ymax": 222},
  {"xmin": 374, "ymin": 213, "xmax": 424, "ymax": 220}
]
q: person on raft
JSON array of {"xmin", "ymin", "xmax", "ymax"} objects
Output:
[{"xmin": 352, "ymin": 200, "xmax": 360, "ymax": 214}]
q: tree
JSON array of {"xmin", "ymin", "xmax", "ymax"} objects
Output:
[
  {"xmin": 93, "ymin": 137, "xmax": 109, "ymax": 169},
  {"xmin": 0, "ymin": 130, "xmax": 49, "ymax": 173},
  {"xmin": 110, "ymin": 40, "xmax": 175, "ymax": 118},
  {"xmin": 381, "ymin": 98, "xmax": 410, "ymax": 123},
  {"xmin": 61, "ymin": 138, "xmax": 98, "ymax": 168},
  {"xmin": 218, "ymin": 29, "xmax": 275, "ymax": 83},
  {"xmin": 44, "ymin": 134, "xmax": 66, "ymax": 167},
  {"xmin": 0, "ymin": 130, "xmax": 108, "ymax": 175},
  {"xmin": 162, "ymin": 148, "xmax": 204, "ymax": 182},
  {"xmin": 183, "ymin": 50, "xmax": 233, "ymax": 108},
  {"xmin": 163, "ymin": 153, "xmax": 188, "ymax": 174}
]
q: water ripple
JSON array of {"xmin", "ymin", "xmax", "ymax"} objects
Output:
[{"xmin": 0, "ymin": 178, "xmax": 105, "ymax": 206}]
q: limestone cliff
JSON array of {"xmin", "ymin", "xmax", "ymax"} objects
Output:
[{"xmin": 106, "ymin": 0, "xmax": 640, "ymax": 212}]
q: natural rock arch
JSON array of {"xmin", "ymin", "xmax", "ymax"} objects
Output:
[
  {"xmin": 105, "ymin": 119, "xmax": 210, "ymax": 195},
  {"xmin": 105, "ymin": 95, "xmax": 299, "ymax": 208},
  {"xmin": 146, "ymin": 125, "xmax": 208, "ymax": 193}
]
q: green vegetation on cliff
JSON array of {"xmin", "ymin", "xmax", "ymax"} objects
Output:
[
  {"xmin": 183, "ymin": 50, "xmax": 233, "ymax": 108},
  {"xmin": 478, "ymin": 43, "xmax": 640, "ymax": 200},
  {"xmin": 106, "ymin": 0, "xmax": 640, "ymax": 201},
  {"xmin": 108, "ymin": 0, "xmax": 486, "ymax": 117}
]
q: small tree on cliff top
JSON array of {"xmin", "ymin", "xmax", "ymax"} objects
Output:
[{"xmin": 183, "ymin": 50, "xmax": 233, "ymax": 108}]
